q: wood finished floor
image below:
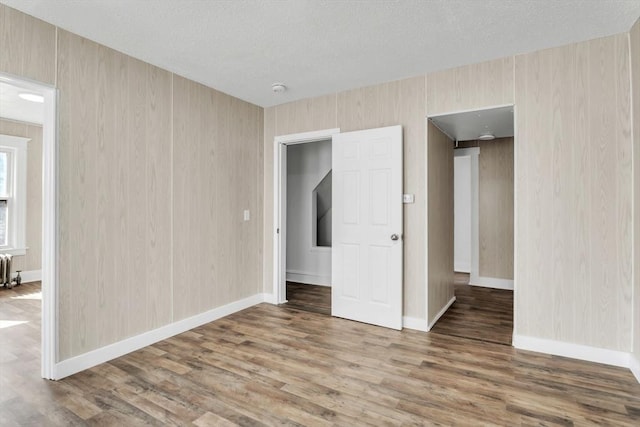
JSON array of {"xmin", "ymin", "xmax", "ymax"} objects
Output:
[
  {"xmin": 2, "ymin": 283, "xmax": 640, "ymax": 425},
  {"xmin": 430, "ymin": 273, "xmax": 514, "ymax": 346},
  {"xmin": 283, "ymin": 282, "xmax": 331, "ymax": 315}
]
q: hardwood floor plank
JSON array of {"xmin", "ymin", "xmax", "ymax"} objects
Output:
[
  {"xmin": 431, "ymin": 273, "xmax": 514, "ymax": 345},
  {"xmin": 2, "ymin": 283, "xmax": 640, "ymax": 425}
]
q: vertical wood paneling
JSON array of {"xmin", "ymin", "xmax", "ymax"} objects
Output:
[
  {"xmin": 58, "ymin": 31, "xmax": 175, "ymax": 359},
  {"xmin": 24, "ymin": 124, "xmax": 42, "ymax": 272},
  {"xmin": 631, "ymin": 18, "xmax": 640, "ymax": 359},
  {"xmin": 337, "ymin": 77, "xmax": 427, "ymax": 319},
  {"xmin": 172, "ymin": 77, "xmax": 262, "ymax": 321},
  {"xmin": 0, "ymin": 119, "xmax": 42, "ymax": 273},
  {"xmin": 145, "ymin": 64, "xmax": 172, "ymax": 329},
  {"xmin": 58, "ymin": 31, "xmax": 99, "ymax": 358},
  {"xmin": 426, "ymin": 57, "xmax": 514, "ymax": 116},
  {"xmin": 262, "ymin": 107, "xmax": 276, "ymax": 294},
  {"xmin": 427, "ymin": 123, "xmax": 454, "ymax": 322},
  {"xmin": 0, "ymin": 4, "xmax": 55, "ymax": 85},
  {"xmin": 478, "ymin": 137, "xmax": 513, "ymax": 280},
  {"xmin": 275, "ymin": 94, "xmax": 337, "ymax": 136},
  {"xmin": 515, "ymin": 34, "xmax": 632, "ymax": 351},
  {"xmin": 112, "ymin": 48, "xmax": 130, "ymax": 343}
]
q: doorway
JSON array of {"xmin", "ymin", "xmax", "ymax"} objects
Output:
[
  {"xmin": 0, "ymin": 73, "xmax": 57, "ymax": 379},
  {"xmin": 282, "ymin": 138, "xmax": 333, "ymax": 315},
  {"xmin": 427, "ymin": 105, "xmax": 515, "ymax": 345},
  {"xmin": 273, "ymin": 128, "xmax": 340, "ymax": 308}
]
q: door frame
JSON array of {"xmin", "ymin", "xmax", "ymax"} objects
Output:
[
  {"xmin": 272, "ymin": 128, "xmax": 340, "ymax": 304},
  {"xmin": 0, "ymin": 72, "xmax": 58, "ymax": 379}
]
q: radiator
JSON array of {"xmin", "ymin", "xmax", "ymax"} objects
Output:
[{"xmin": 0, "ymin": 254, "xmax": 17, "ymax": 289}]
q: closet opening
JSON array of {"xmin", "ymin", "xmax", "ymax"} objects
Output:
[{"xmin": 427, "ymin": 105, "xmax": 515, "ymax": 345}]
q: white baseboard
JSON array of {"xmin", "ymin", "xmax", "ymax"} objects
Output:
[
  {"xmin": 427, "ymin": 296, "xmax": 456, "ymax": 331},
  {"xmin": 54, "ymin": 293, "xmax": 265, "ymax": 380},
  {"xmin": 12, "ymin": 269, "xmax": 41, "ymax": 283},
  {"xmin": 454, "ymin": 263, "xmax": 470, "ymax": 273},
  {"xmin": 403, "ymin": 316, "xmax": 428, "ymax": 332},
  {"xmin": 286, "ymin": 270, "xmax": 331, "ymax": 286},
  {"xmin": 469, "ymin": 275, "xmax": 513, "ymax": 290},
  {"xmin": 261, "ymin": 292, "xmax": 278, "ymax": 305},
  {"xmin": 631, "ymin": 354, "xmax": 640, "ymax": 383},
  {"xmin": 512, "ymin": 334, "xmax": 630, "ymax": 368}
]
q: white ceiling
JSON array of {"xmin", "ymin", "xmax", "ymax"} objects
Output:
[
  {"xmin": 430, "ymin": 106, "xmax": 514, "ymax": 142},
  {"xmin": 0, "ymin": 82, "xmax": 44, "ymax": 125},
  {"xmin": 2, "ymin": 0, "xmax": 640, "ymax": 107}
]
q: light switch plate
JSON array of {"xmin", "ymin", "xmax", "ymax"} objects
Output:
[
  {"xmin": 403, "ymin": 194, "xmax": 415, "ymax": 204},
  {"xmin": 243, "ymin": 210, "xmax": 250, "ymax": 221}
]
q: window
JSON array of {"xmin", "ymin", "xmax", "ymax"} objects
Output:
[{"xmin": 0, "ymin": 135, "xmax": 28, "ymax": 255}]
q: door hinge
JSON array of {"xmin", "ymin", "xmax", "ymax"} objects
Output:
[{"xmin": 276, "ymin": 228, "xmax": 280, "ymax": 234}]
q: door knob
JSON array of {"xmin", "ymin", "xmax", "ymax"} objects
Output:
[{"xmin": 391, "ymin": 234, "xmax": 399, "ymax": 241}]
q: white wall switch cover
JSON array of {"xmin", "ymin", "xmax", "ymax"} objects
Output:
[
  {"xmin": 243, "ymin": 209, "xmax": 250, "ymax": 221},
  {"xmin": 403, "ymin": 194, "xmax": 415, "ymax": 204}
]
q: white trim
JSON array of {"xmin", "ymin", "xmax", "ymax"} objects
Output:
[
  {"xmin": 427, "ymin": 296, "xmax": 456, "ymax": 331},
  {"xmin": 469, "ymin": 277, "xmax": 514, "ymax": 290},
  {"xmin": 54, "ymin": 293, "xmax": 266, "ymax": 380},
  {"xmin": 454, "ymin": 263, "xmax": 471, "ymax": 273},
  {"xmin": 630, "ymin": 354, "xmax": 640, "ymax": 384},
  {"xmin": 261, "ymin": 293, "xmax": 278, "ymax": 305},
  {"xmin": 11, "ymin": 269, "xmax": 41, "ymax": 283},
  {"xmin": 512, "ymin": 335, "xmax": 630, "ymax": 368},
  {"xmin": 273, "ymin": 128, "xmax": 340, "ymax": 305},
  {"xmin": 512, "ymin": 104, "xmax": 519, "ymax": 336},
  {"xmin": 403, "ymin": 316, "xmax": 429, "ymax": 332},
  {"xmin": 285, "ymin": 270, "xmax": 331, "ymax": 286},
  {"xmin": 428, "ymin": 104, "xmax": 515, "ymax": 119}
]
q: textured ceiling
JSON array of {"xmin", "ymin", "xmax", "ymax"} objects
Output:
[
  {"xmin": 430, "ymin": 106, "xmax": 514, "ymax": 142},
  {"xmin": 2, "ymin": 0, "xmax": 640, "ymax": 107}
]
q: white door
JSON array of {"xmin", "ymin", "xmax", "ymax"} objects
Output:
[{"xmin": 332, "ymin": 125, "xmax": 403, "ymax": 330}]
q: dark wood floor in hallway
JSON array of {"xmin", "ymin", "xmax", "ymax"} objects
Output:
[
  {"xmin": 2, "ymin": 281, "xmax": 640, "ymax": 425},
  {"xmin": 430, "ymin": 273, "xmax": 514, "ymax": 346},
  {"xmin": 282, "ymin": 282, "xmax": 331, "ymax": 315}
]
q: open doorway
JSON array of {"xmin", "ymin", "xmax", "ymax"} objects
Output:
[
  {"xmin": 0, "ymin": 73, "xmax": 57, "ymax": 379},
  {"xmin": 427, "ymin": 105, "xmax": 515, "ymax": 345},
  {"xmin": 272, "ymin": 128, "xmax": 340, "ymax": 312},
  {"xmin": 283, "ymin": 139, "xmax": 332, "ymax": 315}
]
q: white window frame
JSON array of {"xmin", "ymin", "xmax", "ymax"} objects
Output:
[{"xmin": 0, "ymin": 134, "xmax": 28, "ymax": 256}]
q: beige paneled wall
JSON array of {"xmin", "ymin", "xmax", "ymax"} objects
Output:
[
  {"xmin": 479, "ymin": 137, "xmax": 514, "ymax": 280},
  {"xmin": 0, "ymin": 119, "xmax": 42, "ymax": 272},
  {"xmin": 0, "ymin": 4, "xmax": 55, "ymax": 85},
  {"xmin": 263, "ymin": 77, "xmax": 427, "ymax": 319},
  {"xmin": 426, "ymin": 57, "xmax": 514, "ymax": 116},
  {"xmin": 1, "ymin": 4, "xmax": 263, "ymax": 361},
  {"xmin": 172, "ymin": 76, "xmax": 262, "ymax": 321},
  {"xmin": 426, "ymin": 123, "xmax": 454, "ymax": 322},
  {"xmin": 56, "ymin": 30, "xmax": 176, "ymax": 357},
  {"xmin": 515, "ymin": 34, "xmax": 632, "ymax": 351},
  {"xmin": 631, "ymin": 18, "xmax": 640, "ymax": 359}
]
